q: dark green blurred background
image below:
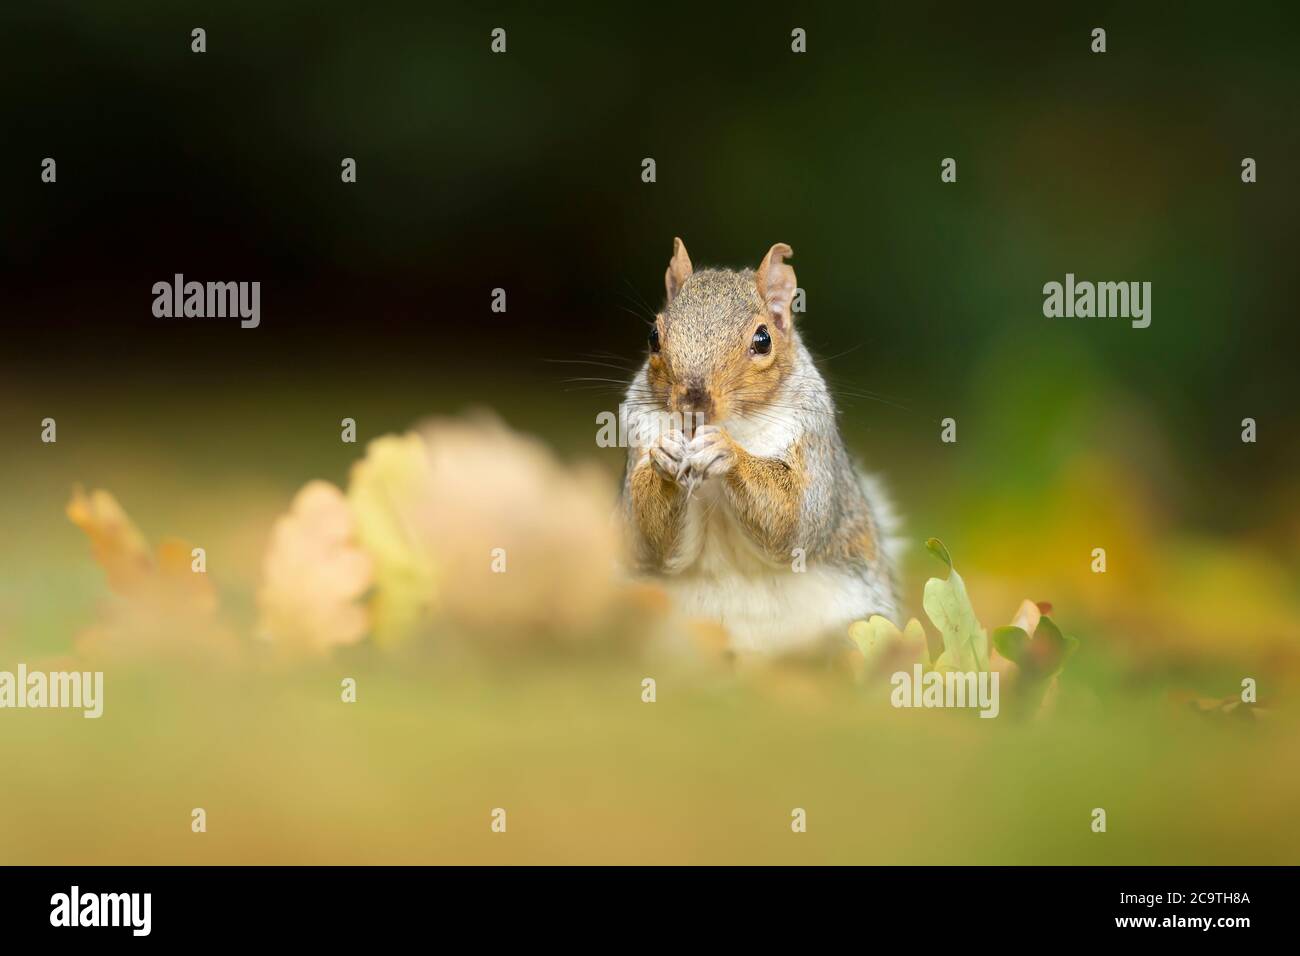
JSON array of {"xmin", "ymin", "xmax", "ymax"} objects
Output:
[
  {"xmin": 3, "ymin": 0, "xmax": 1298, "ymax": 645},
  {"xmin": 4, "ymin": 1, "xmax": 1297, "ymax": 514}
]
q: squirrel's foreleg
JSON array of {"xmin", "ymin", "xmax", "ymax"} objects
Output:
[
  {"xmin": 720, "ymin": 439, "xmax": 805, "ymax": 564},
  {"xmin": 624, "ymin": 457, "xmax": 690, "ymax": 571}
]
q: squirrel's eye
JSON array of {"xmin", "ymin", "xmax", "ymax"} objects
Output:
[
  {"xmin": 751, "ymin": 325, "xmax": 772, "ymax": 355},
  {"xmin": 649, "ymin": 327, "xmax": 661, "ymax": 353}
]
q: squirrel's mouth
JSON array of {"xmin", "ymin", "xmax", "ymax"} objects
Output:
[
  {"xmin": 669, "ymin": 384, "xmax": 719, "ymax": 437},
  {"xmin": 669, "ymin": 404, "xmax": 721, "ymax": 439}
]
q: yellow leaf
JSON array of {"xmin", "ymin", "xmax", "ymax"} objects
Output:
[
  {"xmin": 346, "ymin": 433, "xmax": 440, "ymax": 647},
  {"xmin": 66, "ymin": 488, "xmax": 238, "ymax": 663},
  {"xmin": 66, "ymin": 486, "xmax": 153, "ymax": 596},
  {"xmin": 345, "ymin": 414, "xmax": 620, "ymax": 648},
  {"xmin": 848, "ymin": 615, "xmax": 927, "ymax": 681},
  {"xmin": 258, "ymin": 480, "xmax": 373, "ymax": 655}
]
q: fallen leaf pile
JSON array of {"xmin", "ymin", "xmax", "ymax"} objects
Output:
[
  {"xmin": 346, "ymin": 413, "xmax": 621, "ymax": 647},
  {"xmin": 67, "ymin": 413, "xmax": 626, "ymax": 660},
  {"xmin": 849, "ymin": 538, "xmax": 1080, "ymax": 717}
]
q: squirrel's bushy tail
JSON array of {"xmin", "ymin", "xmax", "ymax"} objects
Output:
[{"xmin": 858, "ymin": 470, "xmax": 906, "ymax": 574}]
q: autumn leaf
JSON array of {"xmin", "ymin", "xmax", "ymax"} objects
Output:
[
  {"xmin": 257, "ymin": 480, "xmax": 373, "ymax": 655},
  {"xmin": 67, "ymin": 486, "xmax": 216, "ymax": 614},
  {"xmin": 848, "ymin": 615, "xmax": 927, "ymax": 682},
  {"xmin": 346, "ymin": 432, "xmax": 441, "ymax": 647},
  {"xmin": 346, "ymin": 414, "xmax": 621, "ymax": 649},
  {"xmin": 990, "ymin": 600, "xmax": 1079, "ymax": 713},
  {"xmin": 66, "ymin": 486, "xmax": 157, "ymax": 596},
  {"xmin": 991, "ymin": 616, "xmax": 1078, "ymax": 683},
  {"xmin": 921, "ymin": 538, "xmax": 989, "ymax": 673},
  {"xmin": 1169, "ymin": 690, "xmax": 1270, "ymax": 722},
  {"xmin": 66, "ymin": 487, "xmax": 236, "ymax": 662}
]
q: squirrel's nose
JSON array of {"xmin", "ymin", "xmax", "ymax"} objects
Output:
[{"xmin": 677, "ymin": 382, "xmax": 714, "ymax": 436}]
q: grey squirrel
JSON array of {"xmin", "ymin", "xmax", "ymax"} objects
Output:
[{"xmin": 620, "ymin": 238, "xmax": 901, "ymax": 654}]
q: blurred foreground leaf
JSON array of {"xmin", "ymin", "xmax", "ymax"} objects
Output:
[
  {"xmin": 922, "ymin": 538, "xmax": 989, "ymax": 673},
  {"xmin": 65, "ymin": 487, "xmax": 237, "ymax": 662},
  {"xmin": 848, "ymin": 615, "xmax": 927, "ymax": 682}
]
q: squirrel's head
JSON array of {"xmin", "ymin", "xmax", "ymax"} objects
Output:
[{"xmin": 644, "ymin": 238, "xmax": 798, "ymax": 433}]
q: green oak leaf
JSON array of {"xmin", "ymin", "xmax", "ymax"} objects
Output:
[
  {"xmin": 921, "ymin": 538, "xmax": 989, "ymax": 673},
  {"xmin": 992, "ymin": 624, "xmax": 1031, "ymax": 666},
  {"xmin": 1026, "ymin": 615, "xmax": 1079, "ymax": 677},
  {"xmin": 995, "ymin": 616, "xmax": 1077, "ymax": 681},
  {"xmin": 994, "ymin": 613, "xmax": 1080, "ymax": 711}
]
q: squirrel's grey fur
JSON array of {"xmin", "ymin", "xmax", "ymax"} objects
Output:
[{"xmin": 619, "ymin": 244, "xmax": 902, "ymax": 655}]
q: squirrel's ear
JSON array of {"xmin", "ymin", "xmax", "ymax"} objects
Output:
[
  {"xmin": 756, "ymin": 243, "xmax": 796, "ymax": 330},
  {"xmin": 664, "ymin": 237, "xmax": 693, "ymax": 303}
]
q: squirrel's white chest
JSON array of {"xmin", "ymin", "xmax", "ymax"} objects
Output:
[
  {"xmin": 686, "ymin": 480, "xmax": 773, "ymax": 575},
  {"xmin": 663, "ymin": 494, "xmax": 874, "ymax": 654},
  {"xmin": 661, "ymin": 426, "xmax": 877, "ymax": 656},
  {"xmin": 664, "ymin": 409, "xmax": 798, "ymax": 578}
]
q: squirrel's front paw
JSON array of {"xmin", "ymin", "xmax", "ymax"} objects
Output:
[
  {"xmin": 686, "ymin": 425, "xmax": 735, "ymax": 481},
  {"xmin": 649, "ymin": 429, "xmax": 689, "ymax": 483}
]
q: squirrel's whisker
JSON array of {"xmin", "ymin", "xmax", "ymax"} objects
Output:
[{"xmin": 617, "ymin": 238, "xmax": 901, "ymax": 655}]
